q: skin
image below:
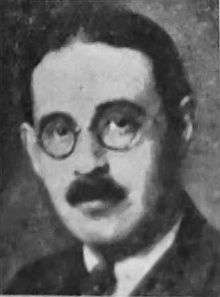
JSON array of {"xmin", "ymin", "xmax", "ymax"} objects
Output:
[{"xmin": 21, "ymin": 39, "xmax": 192, "ymax": 247}]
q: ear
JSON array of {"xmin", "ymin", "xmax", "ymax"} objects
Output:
[
  {"xmin": 180, "ymin": 96, "xmax": 194, "ymax": 143},
  {"xmin": 20, "ymin": 122, "xmax": 41, "ymax": 175}
]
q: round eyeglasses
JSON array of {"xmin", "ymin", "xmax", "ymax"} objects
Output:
[{"xmin": 37, "ymin": 106, "xmax": 147, "ymax": 160}]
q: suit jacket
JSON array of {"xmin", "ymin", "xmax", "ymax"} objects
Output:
[{"xmin": 4, "ymin": 193, "xmax": 220, "ymax": 296}]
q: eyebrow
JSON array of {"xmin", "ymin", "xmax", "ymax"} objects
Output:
[
  {"xmin": 38, "ymin": 112, "xmax": 76, "ymax": 136},
  {"xmin": 90, "ymin": 99, "xmax": 146, "ymax": 130},
  {"xmin": 37, "ymin": 99, "xmax": 146, "ymax": 135},
  {"xmin": 95, "ymin": 99, "xmax": 146, "ymax": 115}
]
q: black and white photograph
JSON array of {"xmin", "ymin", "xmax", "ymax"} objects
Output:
[{"xmin": 0, "ymin": 0, "xmax": 219, "ymax": 296}]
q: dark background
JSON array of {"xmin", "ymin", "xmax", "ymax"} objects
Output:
[{"xmin": 0, "ymin": 0, "xmax": 219, "ymax": 292}]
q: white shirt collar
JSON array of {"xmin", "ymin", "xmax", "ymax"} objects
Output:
[{"xmin": 83, "ymin": 218, "xmax": 181, "ymax": 296}]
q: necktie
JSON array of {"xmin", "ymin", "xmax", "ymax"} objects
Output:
[{"xmin": 80, "ymin": 263, "xmax": 116, "ymax": 295}]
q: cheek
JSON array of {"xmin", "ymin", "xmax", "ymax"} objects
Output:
[
  {"xmin": 36, "ymin": 153, "xmax": 75, "ymax": 197},
  {"xmin": 107, "ymin": 139, "xmax": 157, "ymax": 190}
]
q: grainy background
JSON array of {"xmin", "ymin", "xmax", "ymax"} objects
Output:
[{"xmin": 0, "ymin": 0, "xmax": 219, "ymax": 292}]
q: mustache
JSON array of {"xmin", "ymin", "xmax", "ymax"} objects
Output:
[{"xmin": 66, "ymin": 176, "xmax": 127, "ymax": 206}]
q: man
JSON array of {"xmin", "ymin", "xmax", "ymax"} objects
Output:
[{"xmin": 4, "ymin": 2, "xmax": 220, "ymax": 296}]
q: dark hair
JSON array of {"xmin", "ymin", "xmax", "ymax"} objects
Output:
[{"xmin": 8, "ymin": 1, "xmax": 192, "ymax": 136}]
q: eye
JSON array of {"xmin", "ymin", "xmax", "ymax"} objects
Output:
[
  {"xmin": 40, "ymin": 119, "xmax": 77, "ymax": 159},
  {"xmin": 101, "ymin": 115, "xmax": 142, "ymax": 151}
]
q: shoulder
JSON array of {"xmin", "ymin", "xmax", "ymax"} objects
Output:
[
  {"xmin": 175, "ymin": 195, "xmax": 220, "ymax": 295},
  {"xmin": 4, "ymin": 245, "xmax": 85, "ymax": 295},
  {"xmin": 199, "ymin": 223, "xmax": 220, "ymax": 296}
]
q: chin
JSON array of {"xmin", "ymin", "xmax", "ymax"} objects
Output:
[
  {"xmin": 77, "ymin": 224, "xmax": 135, "ymax": 246},
  {"xmin": 62, "ymin": 200, "xmax": 145, "ymax": 245}
]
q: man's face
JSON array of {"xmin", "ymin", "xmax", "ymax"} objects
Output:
[{"xmin": 24, "ymin": 39, "xmax": 167, "ymax": 245}]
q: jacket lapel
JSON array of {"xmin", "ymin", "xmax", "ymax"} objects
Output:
[{"xmin": 132, "ymin": 195, "xmax": 217, "ymax": 296}]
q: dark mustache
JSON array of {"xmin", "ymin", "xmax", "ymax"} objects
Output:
[{"xmin": 66, "ymin": 176, "xmax": 127, "ymax": 206}]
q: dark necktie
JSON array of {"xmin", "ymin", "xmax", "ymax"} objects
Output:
[{"xmin": 80, "ymin": 263, "xmax": 117, "ymax": 295}]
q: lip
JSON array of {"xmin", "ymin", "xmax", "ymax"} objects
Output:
[
  {"xmin": 78, "ymin": 199, "xmax": 130, "ymax": 218},
  {"xmin": 79, "ymin": 200, "xmax": 116, "ymax": 217}
]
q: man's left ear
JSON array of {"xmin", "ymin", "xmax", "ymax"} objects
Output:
[{"xmin": 180, "ymin": 96, "xmax": 194, "ymax": 144}]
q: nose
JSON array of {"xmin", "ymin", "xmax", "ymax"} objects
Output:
[{"xmin": 73, "ymin": 131, "xmax": 109, "ymax": 177}]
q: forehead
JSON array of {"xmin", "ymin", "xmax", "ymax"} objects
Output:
[{"xmin": 32, "ymin": 39, "xmax": 158, "ymax": 126}]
